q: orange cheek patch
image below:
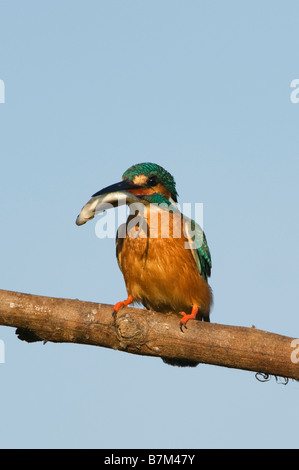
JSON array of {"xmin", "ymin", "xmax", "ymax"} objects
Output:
[
  {"xmin": 128, "ymin": 188, "xmax": 154, "ymax": 196},
  {"xmin": 154, "ymin": 184, "xmax": 171, "ymax": 199},
  {"xmin": 127, "ymin": 183, "xmax": 171, "ymax": 199}
]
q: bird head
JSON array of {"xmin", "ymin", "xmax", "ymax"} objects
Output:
[
  {"xmin": 121, "ymin": 162, "xmax": 178, "ymax": 203},
  {"xmin": 76, "ymin": 162, "xmax": 178, "ymax": 225}
]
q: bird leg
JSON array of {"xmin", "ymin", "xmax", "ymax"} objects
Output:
[
  {"xmin": 113, "ymin": 295, "xmax": 134, "ymax": 318},
  {"xmin": 180, "ymin": 305, "xmax": 199, "ymax": 332}
]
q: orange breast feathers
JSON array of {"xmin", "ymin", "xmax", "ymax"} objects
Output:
[{"xmin": 116, "ymin": 206, "xmax": 212, "ymax": 316}]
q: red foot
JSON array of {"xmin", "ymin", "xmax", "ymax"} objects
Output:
[
  {"xmin": 180, "ymin": 305, "xmax": 199, "ymax": 332},
  {"xmin": 113, "ymin": 295, "xmax": 134, "ymax": 316}
]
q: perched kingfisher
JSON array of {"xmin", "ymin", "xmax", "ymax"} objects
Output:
[{"xmin": 76, "ymin": 163, "xmax": 212, "ymax": 366}]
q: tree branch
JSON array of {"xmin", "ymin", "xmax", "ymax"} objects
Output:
[{"xmin": 0, "ymin": 288, "xmax": 298, "ymax": 380}]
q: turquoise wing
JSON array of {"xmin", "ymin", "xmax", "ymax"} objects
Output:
[{"xmin": 183, "ymin": 217, "xmax": 212, "ymax": 281}]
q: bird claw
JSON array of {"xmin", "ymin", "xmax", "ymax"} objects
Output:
[
  {"xmin": 180, "ymin": 312, "xmax": 190, "ymax": 332},
  {"xmin": 112, "ymin": 301, "xmax": 124, "ymax": 317},
  {"xmin": 112, "ymin": 295, "xmax": 134, "ymax": 319},
  {"xmin": 179, "ymin": 321, "xmax": 188, "ymax": 333},
  {"xmin": 180, "ymin": 307, "xmax": 198, "ymax": 332}
]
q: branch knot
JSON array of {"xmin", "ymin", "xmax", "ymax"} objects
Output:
[{"xmin": 115, "ymin": 314, "xmax": 147, "ymax": 349}]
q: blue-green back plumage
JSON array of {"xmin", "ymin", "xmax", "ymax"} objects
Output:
[{"xmin": 183, "ymin": 216, "xmax": 212, "ymax": 281}]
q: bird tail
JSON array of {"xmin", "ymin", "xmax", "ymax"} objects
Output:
[{"xmin": 161, "ymin": 357, "xmax": 199, "ymax": 367}]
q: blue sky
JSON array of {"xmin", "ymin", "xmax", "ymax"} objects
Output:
[{"xmin": 0, "ymin": 1, "xmax": 298, "ymax": 448}]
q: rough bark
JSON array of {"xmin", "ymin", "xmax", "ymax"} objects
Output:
[{"xmin": 0, "ymin": 289, "xmax": 298, "ymax": 380}]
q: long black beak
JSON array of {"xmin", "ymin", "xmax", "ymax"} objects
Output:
[{"xmin": 92, "ymin": 179, "xmax": 142, "ymax": 197}]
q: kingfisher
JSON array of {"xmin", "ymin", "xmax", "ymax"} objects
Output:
[{"xmin": 76, "ymin": 162, "xmax": 212, "ymax": 366}]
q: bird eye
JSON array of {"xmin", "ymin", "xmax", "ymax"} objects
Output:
[{"xmin": 148, "ymin": 175, "xmax": 158, "ymax": 186}]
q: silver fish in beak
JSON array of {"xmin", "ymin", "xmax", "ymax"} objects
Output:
[{"xmin": 76, "ymin": 179, "xmax": 143, "ymax": 226}]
